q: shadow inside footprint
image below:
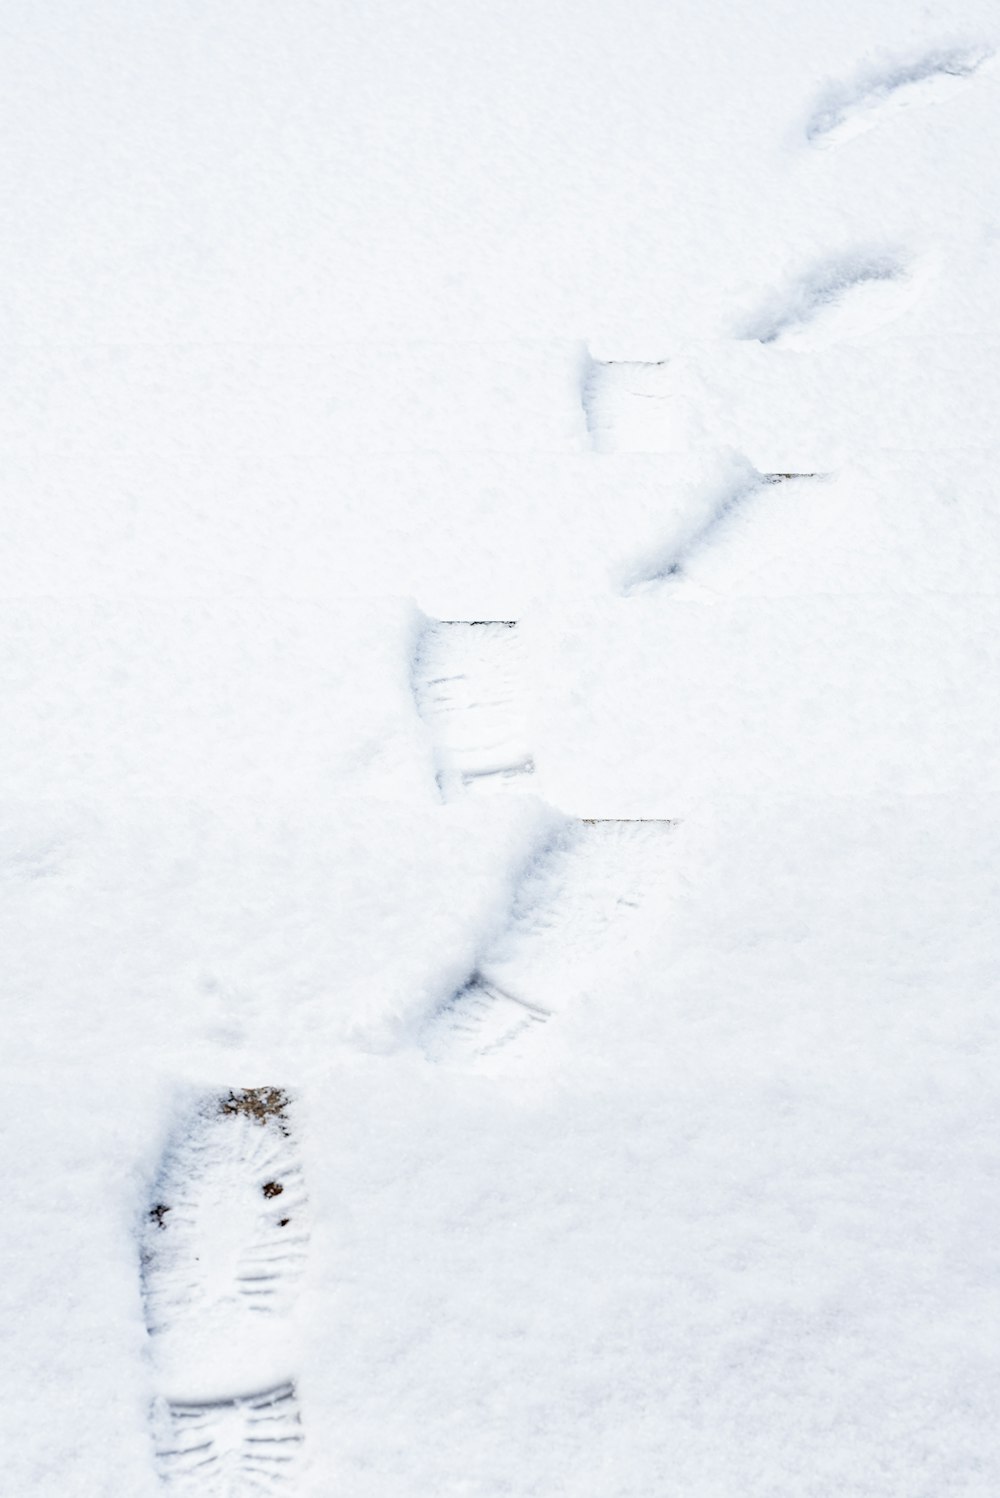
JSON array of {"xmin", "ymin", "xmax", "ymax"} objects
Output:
[
  {"xmin": 423, "ymin": 819, "xmax": 679, "ymax": 1064},
  {"xmin": 806, "ymin": 46, "xmax": 993, "ymax": 145},
  {"xmin": 738, "ymin": 251, "xmax": 920, "ymax": 349}
]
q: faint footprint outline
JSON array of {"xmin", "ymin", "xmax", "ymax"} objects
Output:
[{"xmin": 411, "ymin": 618, "xmax": 535, "ymax": 800}]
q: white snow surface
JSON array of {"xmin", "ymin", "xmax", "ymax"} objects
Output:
[{"xmin": 3, "ymin": 0, "xmax": 1000, "ymax": 1493}]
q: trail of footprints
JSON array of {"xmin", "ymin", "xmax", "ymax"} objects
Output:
[
  {"xmin": 754, "ymin": 45, "xmax": 992, "ymax": 344},
  {"xmin": 140, "ymin": 38, "xmax": 990, "ymax": 1490},
  {"xmin": 584, "ymin": 36, "xmax": 991, "ymax": 568},
  {"xmin": 410, "ymin": 620, "xmax": 677, "ymax": 1057},
  {"xmin": 142, "ymin": 1089, "xmax": 308, "ymax": 1494},
  {"xmin": 141, "ymin": 841, "xmax": 674, "ymax": 1486},
  {"xmin": 577, "ymin": 366, "xmax": 824, "ymax": 591}
]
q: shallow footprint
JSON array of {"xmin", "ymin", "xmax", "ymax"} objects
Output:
[
  {"xmin": 413, "ymin": 619, "xmax": 534, "ymax": 800},
  {"xmin": 581, "ymin": 356, "xmax": 699, "ymax": 453},
  {"xmin": 620, "ymin": 457, "xmax": 762, "ymax": 595},
  {"xmin": 738, "ymin": 251, "xmax": 926, "ymax": 350},
  {"xmin": 423, "ymin": 974, "xmax": 552, "ymax": 1061},
  {"xmin": 152, "ymin": 1383, "xmax": 304, "ymax": 1496},
  {"xmin": 806, "ymin": 46, "xmax": 993, "ymax": 147},
  {"xmin": 424, "ymin": 819, "xmax": 677, "ymax": 1063}
]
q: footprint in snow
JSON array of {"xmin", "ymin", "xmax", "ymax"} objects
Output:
[
  {"xmin": 618, "ymin": 459, "xmax": 796, "ymax": 596},
  {"xmin": 737, "ymin": 250, "xmax": 927, "ymax": 351},
  {"xmin": 152, "ymin": 1382, "xmax": 304, "ymax": 1495},
  {"xmin": 141, "ymin": 1089, "xmax": 309, "ymax": 1348},
  {"xmin": 413, "ymin": 618, "xmax": 535, "ymax": 801},
  {"xmin": 581, "ymin": 354, "xmax": 702, "ymax": 453},
  {"xmin": 423, "ymin": 819, "xmax": 678, "ymax": 1064},
  {"xmin": 426, "ymin": 973, "xmax": 553, "ymax": 1060},
  {"xmin": 806, "ymin": 46, "xmax": 993, "ymax": 147}
]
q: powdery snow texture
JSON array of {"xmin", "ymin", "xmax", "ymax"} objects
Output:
[{"xmin": 4, "ymin": 0, "xmax": 1000, "ymax": 1494}]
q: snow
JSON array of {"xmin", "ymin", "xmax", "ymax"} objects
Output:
[
  {"xmin": 413, "ymin": 620, "xmax": 535, "ymax": 799},
  {"xmin": 3, "ymin": 0, "xmax": 1000, "ymax": 1493}
]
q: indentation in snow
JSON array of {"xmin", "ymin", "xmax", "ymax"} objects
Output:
[
  {"xmin": 619, "ymin": 455, "xmax": 767, "ymax": 595},
  {"xmin": 424, "ymin": 975, "xmax": 552, "ymax": 1060},
  {"xmin": 141, "ymin": 1092, "xmax": 309, "ymax": 1347},
  {"xmin": 413, "ymin": 619, "xmax": 534, "ymax": 800},
  {"xmin": 581, "ymin": 354, "xmax": 701, "ymax": 452},
  {"xmin": 806, "ymin": 46, "xmax": 993, "ymax": 146},
  {"xmin": 152, "ymin": 1383, "xmax": 304, "ymax": 1495},
  {"xmin": 424, "ymin": 819, "xmax": 678, "ymax": 1063},
  {"xmin": 738, "ymin": 251, "xmax": 926, "ymax": 349}
]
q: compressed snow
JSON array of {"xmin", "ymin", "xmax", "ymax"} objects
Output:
[
  {"xmin": 3, "ymin": 0, "xmax": 1000, "ymax": 1493},
  {"xmin": 412, "ymin": 619, "xmax": 535, "ymax": 799}
]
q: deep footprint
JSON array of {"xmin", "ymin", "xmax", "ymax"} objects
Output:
[
  {"xmin": 412, "ymin": 619, "xmax": 534, "ymax": 800},
  {"xmin": 424, "ymin": 819, "xmax": 677, "ymax": 1062},
  {"xmin": 141, "ymin": 1090, "xmax": 309, "ymax": 1345},
  {"xmin": 152, "ymin": 1383, "xmax": 304, "ymax": 1495},
  {"xmin": 807, "ymin": 46, "xmax": 993, "ymax": 146}
]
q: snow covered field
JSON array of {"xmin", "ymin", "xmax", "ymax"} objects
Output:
[{"xmin": 3, "ymin": 1, "xmax": 1000, "ymax": 1493}]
